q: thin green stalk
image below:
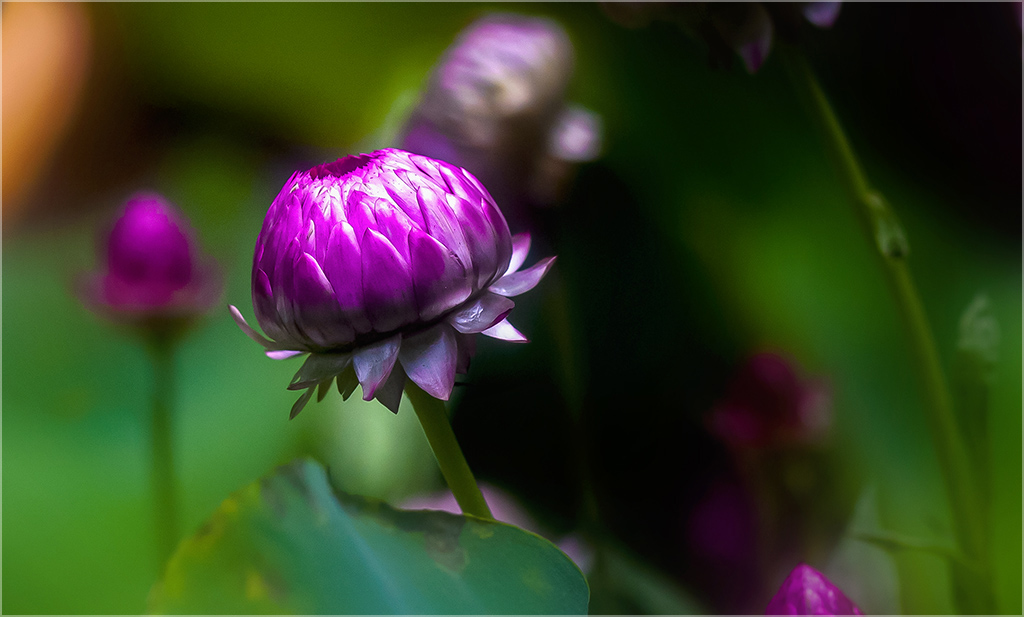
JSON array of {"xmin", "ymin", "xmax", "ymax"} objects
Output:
[
  {"xmin": 780, "ymin": 45, "xmax": 990, "ymax": 613},
  {"xmin": 147, "ymin": 337, "xmax": 179, "ymax": 568},
  {"xmin": 406, "ymin": 382, "xmax": 493, "ymax": 520}
]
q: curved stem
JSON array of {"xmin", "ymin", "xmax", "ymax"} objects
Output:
[
  {"xmin": 780, "ymin": 45, "xmax": 990, "ymax": 613},
  {"xmin": 406, "ymin": 382, "xmax": 493, "ymax": 520},
  {"xmin": 147, "ymin": 337, "xmax": 179, "ymax": 569}
]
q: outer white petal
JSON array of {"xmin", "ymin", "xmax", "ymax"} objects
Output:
[
  {"xmin": 448, "ymin": 292, "xmax": 515, "ymax": 334},
  {"xmin": 506, "ymin": 233, "xmax": 532, "ymax": 276},
  {"xmin": 480, "ymin": 318, "xmax": 529, "ymax": 343},
  {"xmin": 489, "ymin": 256, "xmax": 555, "ymax": 297}
]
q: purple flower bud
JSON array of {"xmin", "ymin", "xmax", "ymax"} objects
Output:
[
  {"xmin": 766, "ymin": 564, "xmax": 863, "ymax": 615},
  {"xmin": 801, "ymin": 3, "xmax": 842, "ymax": 29},
  {"xmin": 78, "ymin": 192, "xmax": 222, "ymax": 330},
  {"xmin": 231, "ymin": 148, "xmax": 555, "ymax": 417},
  {"xmin": 399, "ymin": 13, "xmax": 602, "ymax": 220},
  {"xmin": 707, "ymin": 352, "xmax": 831, "ymax": 449}
]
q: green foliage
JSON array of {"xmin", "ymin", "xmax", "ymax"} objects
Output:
[{"xmin": 149, "ymin": 459, "xmax": 589, "ymax": 615}]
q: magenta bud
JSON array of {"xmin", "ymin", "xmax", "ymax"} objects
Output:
[
  {"xmin": 79, "ymin": 192, "xmax": 221, "ymax": 332},
  {"xmin": 231, "ymin": 149, "xmax": 554, "ymax": 416},
  {"xmin": 766, "ymin": 564, "xmax": 863, "ymax": 615}
]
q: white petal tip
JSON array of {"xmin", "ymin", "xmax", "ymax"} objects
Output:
[
  {"xmin": 480, "ymin": 318, "xmax": 529, "ymax": 343},
  {"xmin": 267, "ymin": 349, "xmax": 304, "ymax": 360}
]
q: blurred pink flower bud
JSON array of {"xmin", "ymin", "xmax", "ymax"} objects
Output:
[
  {"xmin": 707, "ymin": 352, "xmax": 832, "ymax": 449},
  {"xmin": 78, "ymin": 192, "xmax": 222, "ymax": 335},
  {"xmin": 766, "ymin": 563, "xmax": 863, "ymax": 615},
  {"xmin": 399, "ymin": 13, "xmax": 602, "ymax": 222}
]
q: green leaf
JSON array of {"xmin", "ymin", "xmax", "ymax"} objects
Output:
[{"xmin": 148, "ymin": 459, "xmax": 589, "ymax": 614}]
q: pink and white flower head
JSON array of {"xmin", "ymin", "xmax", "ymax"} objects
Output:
[
  {"xmin": 766, "ymin": 563, "xmax": 863, "ymax": 615},
  {"xmin": 79, "ymin": 192, "xmax": 222, "ymax": 334},
  {"xmin": 231, "ymin": 148, "xmax": 555, "ymax": 417}
]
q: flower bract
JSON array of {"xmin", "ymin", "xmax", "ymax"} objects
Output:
[{"xmin": 231, "ymin": 148, "xmax": 555, "ymax": 417}]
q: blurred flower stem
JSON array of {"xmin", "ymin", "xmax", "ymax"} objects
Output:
[
  {"xmin": 780, "ymin": 45, "xmax": 991, "ymax": 613},
  {"xmin": 145, "ymin": 333, "xmax": 179, "ymax": 568},
  {"xmin": 406, "ymin": 382, "xmax": 493, "ymax": 520}
]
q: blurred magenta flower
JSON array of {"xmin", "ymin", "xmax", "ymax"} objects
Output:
[
  {"xmin": 78, "ymin": 192, "xmax": 222, "ymax": 333},
  {"xmin": 399, "ymin": 13, "xmax": 601, "ymax": 222},
  {"xmin": 231, "ymin": 148, "xmax": 555, "ymax": 417},
  {"xmin": 707, "ymin": 352, "xmax": 831, "ymax": 449},
  {"xmin": 766, "ymin": 563, "xmax": 863, "ymax": 615}
]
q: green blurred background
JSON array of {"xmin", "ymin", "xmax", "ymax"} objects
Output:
[{"xmin": 2, "ymin": 2, "xmax": 1020, "ymax": 614}]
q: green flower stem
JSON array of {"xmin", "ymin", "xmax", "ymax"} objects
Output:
[
  {"xmin": 781, "ymin": 45, "xmax": 990, "ymax": 613},
  {"xmin": 147, "ymin": 337, "xmax": 179, "ymax": 568},
  {"xmin": 406, "ymin": 382, "xmax": 493, "ymax": 520}
]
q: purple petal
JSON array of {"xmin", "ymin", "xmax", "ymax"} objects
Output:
[
  {"xmin": 437, "ymin": 163, "xmax": 483, "ymax": 205},
  {"xmin": 408, "ymin": 228, "xmax": 473, "ymax": 321},
  {"xmin": 273, "ymin": 238, "xmax": 306, "ymax": 345},
  {"xmin": 291, "ymin": 252, "xmax": 353, "ymax": 348},
  {"xmin": 360, "ymin": 229, "xmax": 418, "ymax": 333},
  {"xmin": 383, "ymin": 173, "xmax": 427, "ymax": 230},
  {"xmin": 489, "ymin": 256, "xmax": 556, "ymax": 297},
  {"xmin": 417, "ymin": 186, "xmax": 473, "ymax": 272},
  {"xmin": 481, "ymin": 199, "xmax": 512, "ymax": 283},
  {"xmin": 802, "ymin": 2, "xmax": 841, "ymax": 29},
  {"xmin": 353, "ymin": 334, "xmax": 401, "ymax": 400},
  {"xmin": 455, "ymin": 332, "xmax": 477, "ymax": 374},
  {"xmin": 448, "ymin": 292, "xmax": 515, "ymax": 334},
  {"xmin": 409, "ymin": 153, "xmax": 447, "ymax": 187},
  {"xmin": 289, "ymin": 386, "xmax": 316, "ymax": 420},
  {"xmin": 323, "ymin": 222, "xmax": 372, "ymax": 336},
  {"xmin": 374, "ymin": 363, "xmax": 407, "ymax": 413},
  {"xmin": 398, "ymin": 324, "xmax": 458, "ymax": 400},
  {"xmin": 343, "ymin": 190, "xmax": 378, "ymax": 243},
  {"xmin": 506, "ymin": 233, "xmax": 532, "ymax": 275},
  {"xmin": 480, "ymin": 317, "xmax": 529, "ymax": 343},
  {"xmin": 459, "ymin": 166, "xmax": 498, "ymax": 210},
  {"xmin": 446, "ymin": 192, "xmax": 501, "ymax": 289},
  {"xmin": 229, "ymin": 304, "xmax": 275, "ymax": 349},
  {"xmin": 371, "ymin": 197, "xmax": 415, "ymax": 264},
  {"xmin": 268, "ymin": 349, "xmax": 304, "ymax": 360},
  {"xmin": 253, "ymin": 268, "xmax": 289, "ymax": 344}
]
